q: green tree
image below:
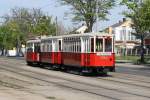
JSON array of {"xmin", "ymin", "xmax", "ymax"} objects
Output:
[
  {"xmin": 0, "ymin": 25, "xmax": 14, "ymax": 55},
  {"xmin": 60, "ymin": 0, "xmax": 114, "ymax": 32},
  {"xmin": 33, "ymin": 16, "xmax": 56, "ymax": 36},
  {"xmin": 4, "ymin": 8, "xmax": 56, "ymax": 40},
  {"xmin": 25, "ymin": 8, "xmax": 56, "ymax": 36},
  {"xmin": 1, "ymin": 7, "xmax": 57, "ymax": 56},
  {"xmin": 121, "ymin": 0, "xmax": 150, "ymax": 63},
  {"xmin": 6, "ymin": 20, "xmax": 23, "ymax": 55}
]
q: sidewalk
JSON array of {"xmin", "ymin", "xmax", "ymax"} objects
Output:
[
  {"xmin": 116, "ymin": 60, "xmax": 150, "ymax": 68},
  {"xmin": 116, "ymin": 60, "xmax": 132, "ymax": 63}
]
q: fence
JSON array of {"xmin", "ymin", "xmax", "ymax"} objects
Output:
[{"xmin": 116, "ymin": 48, "xmax": 150, "ymax": 56}]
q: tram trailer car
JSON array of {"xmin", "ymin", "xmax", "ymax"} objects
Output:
[
  {"xmin": 26, "ymin": 39, "xmax": 41, "ymax": 65},
  {"xmin": 26, "ymin": 33, "xmax": 115, "ymax": 74},
  {"xmin": 40, "ymin": 36, "xmax": 62, "ymax": 67}
]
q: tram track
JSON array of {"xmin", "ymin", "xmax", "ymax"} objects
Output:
[
  {"xmin": 4, "ymin": 58, "xmax": 150, "ymax": 80},
  {"xmin": 1, "ymin": 59, "xmax": 150, "ymax": 88},
  {"xmin": 2, "ymin": 58, "xmax": 150, "ymax": 87},
  {"xmin": 0, "ymin": 63, "xmax": 119, "ymax": 100},
  {"xmin": 96, "ymin": 76, "xmax": 150, "ymax": 89},
  {"xmin": 109, "ymin": 72, "xmax": 150, "ymax": 84},
  {"xmin": 1, "ymin": 62, "xmax": 150, "ymax": 100},
  {"xmin": 0, "ymin": 80, "xmax": 25, "ymax": 89},
  {"xmin": 3, "ymin": 57, "xmax": 150, "ymax": 83}
]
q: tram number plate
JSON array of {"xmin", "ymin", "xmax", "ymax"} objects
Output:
[{"xmin": 97, "ymin": 52, "xmax": 111, "ymax": 56}]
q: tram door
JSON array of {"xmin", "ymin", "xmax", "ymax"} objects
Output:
[
  {"xmin": 82, "ymin": 38, "xmax": 90, "ymax": 66},
  {"xmin": 34, "ymin": 42, "xmax": 40, "ymax": 62},
  {"xmin": 53, "ymin": 39, "xmax": 58, "ymax": 64},
  {"xmin": 53, "ymin": 39, "xmax": 62, "ymax": 64},
  {"xmin": 58, "ymin": 40, "xmax": 62, "ymax": 64}
]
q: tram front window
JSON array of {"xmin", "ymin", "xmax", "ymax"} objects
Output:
[
  {"xmin": 96, "ymin": 38, "xmax": 103, "ymax": 52},
  {"xmin": 27, "ymin": 43, "xmax": 33, "ymax": 52},
  {"xmin": 105, "ymin": 38, "xmax": 112, "ymax": 52}
]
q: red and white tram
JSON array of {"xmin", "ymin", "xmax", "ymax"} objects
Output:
[
  {"xmin": 26, "ymin": 33, "xmax": 115, "ymax": 74},
  {"xmin": 62, "ymin": 33, "xmax": 115, "ymax": 73},
  {"xmin": 40, "ymin": 36, "xmax": 62, "ymax": 66},
  {"xmin": 26, "ymin": 39, "xmax": 41, "ymax": 65}
]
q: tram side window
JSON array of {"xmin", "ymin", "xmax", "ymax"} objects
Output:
[
  {"xmin": 87, "ymin": 39, "xmax": 91, "ymax": 52},
  {"xmin": 59, "ymin": 40, "xmax": 61, "ymax": 51},
  {"xmin": 42, "ymin": 44, "xmax": 45, "ymax": 52},
  {"xmin": 63, "ymin": 37, "xmax": 81, "ymax": 53},
  {"xmin": 79, "ymin": 43, "xmax": 81, "ymax": 52},
  {"xmin": 77, "ymin": 41, "xmax": 81, "ymax": 52},
  {"xmin": 76, "ymin": 42, "xmax": 78, "ymax": 52},
  {"xmin": 47, "ymin": 44, "xmax": 49, "ymax": 52},
  {"xmin": 75, "ymin": 42, "xmax": 77, "ymax": 52},
  {"xmin": 91, "ymin": 38, "xmax": 94, "ymax": 52},
  {"xmin": 64, "ymin": 41, "xmax": 67, "ymax": 52},
  {"xmin": 96, "ymin": 38, "xmax": 103, "ymax": 52},
  {"xmin": 64, "ymin": 41, "xmax": 68, "ymax": 52},
  {"xmin": 105, "ymin": 38, "xmax": 112, "ymax": 52},
  {"xmin": 34, "ymin": 43, "xmax": 40, "ymax": 53},
  {"xmin": 49, "ymin": 44, "xmax": 52, "ymax": 52},
  {"xmin": 84, "ymin": 39, "xmax": 90, "ymax": 53},
  {"xmin": 53, "ymin": 41, "xmax": 58, "ymax": 52},
  {"xmin": 87, "ymin": 39, "xmax": 90, "ymax": 52}
]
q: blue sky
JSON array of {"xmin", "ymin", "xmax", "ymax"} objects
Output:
[{"xmin": 0, "ymin": 0, "xmax": 127, "ymax": 30}]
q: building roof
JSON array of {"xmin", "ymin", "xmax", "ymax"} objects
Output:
[
  {"xmin": 110, "ymin": 22, "xmax": 124, "ymax": 28},
  {"xmin": 110, "ymin": 18, "xmax": 132, "ymax": 28}
]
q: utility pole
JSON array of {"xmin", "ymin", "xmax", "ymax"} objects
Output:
[
  {"xmin": 96, "ymin": 0, "xmax": 99, "ymax": 32},
  {"xmin": 55, "ymin": 16, "xmax": 58, "ymax": 36}
]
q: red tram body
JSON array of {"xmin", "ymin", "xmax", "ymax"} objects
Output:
[
  {"xmin": 61, "ymin": 33, "xmax": 115, "ymax": 73},
  {"xmin": 26, "ymin": 39, "xmax": 41, "ymax": 65},
  {"xmin": 40, "ymin": 36, "xmax": 62, "ymax": 65},
  {"xmin": 26, "ymin": 33, "xmax": 115, "ymax": 74}
]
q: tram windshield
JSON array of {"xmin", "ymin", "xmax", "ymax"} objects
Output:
[
  {"xmin": 96, "ymin": 37, "xmax": 112, "ymax": 52},
  {"xmin": 96, "ymin": 38, "xmax": 103, "ymax": 52},
  {"xmin": 27, "ymin": 43, "xmax": 33, "ymax": 52},
  {"xmin": 105, "ymin": 38, "xmax": 112, "ymax": 52}
]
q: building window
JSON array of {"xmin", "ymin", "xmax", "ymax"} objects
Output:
[{"xmin": 122, "ymin": 27, "xmax": 126, "ymax": 41}]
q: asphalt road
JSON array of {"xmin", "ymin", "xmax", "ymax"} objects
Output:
[
  {"xmin": 116, "ymin": 63, "xmax": 150, "ymax": 77},
  {"xmin": 0, "ymin": 57, "xmax": 150, "ymax": 100},
  {"xmin": 6, "ymin": 56, "xmax": 150, "ymax": 77}
]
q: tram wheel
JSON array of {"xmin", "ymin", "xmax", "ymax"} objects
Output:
[{"xmin": 27, "ymin": 62, "xmax": 32, "ymax": 66}]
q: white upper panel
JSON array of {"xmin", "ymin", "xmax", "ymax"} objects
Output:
[{"xmin": 27, "ymin": 39, "xmax": 41, "ymax": 44}]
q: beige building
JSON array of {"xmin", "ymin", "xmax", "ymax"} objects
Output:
[{"xmin": 106, "ymin": 18, "xmax": 140, "ymax": 56}]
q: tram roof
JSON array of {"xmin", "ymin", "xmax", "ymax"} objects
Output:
[
  {"xmin": 41, "ymin": 35, "xmax": 62, "ymax": 41},
  {"xmin": 27, "ymin": 39, "xmax": 41, "ymax": 43},
  {"xmin": 62, "ymin": 32, "xmax": 113, "ymax": 38},
  {"xmin": 35, "ymin": 32, "xmax": 113, "ymax": 41},
  {"xmin": 44, "ymin": 32, "xmax": 112, "ymax": 38}
]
